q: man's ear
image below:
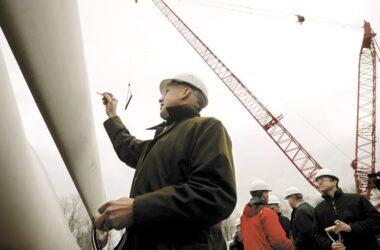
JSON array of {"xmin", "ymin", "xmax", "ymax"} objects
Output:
[
  {"xmin": 333, "ymin": 179, "xmax": 338, "ymax": 186},
  {"xmin": 180, "ymin": 87, "xmax": 192, "ymax": 100}
]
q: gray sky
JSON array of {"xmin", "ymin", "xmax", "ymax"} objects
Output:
[{"xmin": 1, "ymin": 0, "xmax": 379, "ymax": 215}]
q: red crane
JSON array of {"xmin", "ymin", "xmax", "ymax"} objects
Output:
[
  {"xmin": 152, "ymin": 0, "xmax": 322, "ymax": 189},
  {"xmin": 351, "ymin": 21, "xmax": 380, "ymax": 209}
]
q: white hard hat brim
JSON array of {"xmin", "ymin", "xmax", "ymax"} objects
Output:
[
  {"xmin": 159, "ymin": 77, "xmax": 209, "ymax": 107},
  {"xmin": 250, "ymin": 189, "xmax": 272, "ymax": 192},
  {"xmin": 160, "ymin": 79, "xmax": 173, "ymax": 96},
  {"xmin": 284, "ymin": 194, "xmax": 300, "ymax": 199}
]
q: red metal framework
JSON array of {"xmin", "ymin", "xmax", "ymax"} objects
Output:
[
  {"xmin": 351, "ymin": 22, "xmax": 379, "ymax": 208},
  {"xmin": 153, "ymin": 0, "xmax": 322, "ymax": 189}
]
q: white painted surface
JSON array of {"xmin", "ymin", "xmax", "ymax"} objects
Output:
[
  {"xmin": 0, "ymin": 47, "xmax": 80, "ymax": 249},
  {"xmin": 0, "ymin": 0, "xmax": 106, "ymax": 217}
]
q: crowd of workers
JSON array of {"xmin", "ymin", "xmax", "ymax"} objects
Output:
[{"xmin": 229, "ymin": 168, "xmax": 380, "ymax": 250}]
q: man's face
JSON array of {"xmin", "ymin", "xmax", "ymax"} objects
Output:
[
  {"xmin": 268, "ymin": 204, "xmax": 280, "ymax": 213},
  {"xmin": 316, "ymin": 177, "xmax": 336, "ymax": 193},
  {"xmin": 261, "ymin": 191, "xmax": 269, "ymax": 202},
  {"xmin": 159, "ymin": 83, "xmax": 188, "ymax": 119},
  {"xmin": 286, "ymin": 197, "xmax": 297, "ymax": 208}
]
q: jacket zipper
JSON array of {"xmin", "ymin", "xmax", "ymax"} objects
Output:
[{"xmin": 332, "ymin": 200, "xmax": 337, "ymax": 216}]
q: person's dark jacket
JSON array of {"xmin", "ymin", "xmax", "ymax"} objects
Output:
[
  {"xmin": 104, "ymin": 105, "xmax": 237, "ymax": 250},
  {"xmin": 290, "ymin": 202, "xmax": 318, "ymax": 250},
  {"xmin": 313, "ymin": 188, "xmax": 380, "ymax": 250},
  {"xmin": 229, "ymin": 231, "xmax": 244, "ymax": 250},
  {"xmin": 278, "ymin": 213, "xmax": 291, "ymax": 239}
]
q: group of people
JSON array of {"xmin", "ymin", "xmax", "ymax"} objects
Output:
[
  {"xmin": 231, "ymin": 168, "xmax": 380, "ymax": 250},
  {"xmin": 93, "ymin": 73, "xmax": 380, "ymax": 250}
]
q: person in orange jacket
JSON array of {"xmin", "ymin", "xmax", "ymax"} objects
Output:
[{"xmin": 240, "ymin": 180, "xmax": 294, "ymax": 250}]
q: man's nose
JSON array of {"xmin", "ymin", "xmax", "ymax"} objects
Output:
[{"xmin": 159, "ymin": 97, "xmax": 163, "ymax": 103}]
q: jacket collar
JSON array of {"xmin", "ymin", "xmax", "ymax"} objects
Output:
[
  {"xmin": 243, "ymin": 197, "xmax": 268, "ymax": 217},
  {"xmin": 165, "ymin": 104, "xmax": 200, "ymax": 124},
  {"xmin": 322, "ymin": 188, "xmax": 343, "ymax": 201},
  {"xmin": 147, "ymin": 104, "xmax": 200, "ymax": 131},
  {"xmin": 295, "ymin": 200, "xmax": 305, "ymax": 208}
]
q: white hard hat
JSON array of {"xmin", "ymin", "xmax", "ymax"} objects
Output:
[
  {"xmin": 249, "ymin": 179, "xmax": 271, "ymax": 192},
  {"xmin": 315, "ymin": 168, "xmax": 339, "ymax": 181},
  {"xmin": 268, "ymin": 195, "xmax": 280, "ymax": 204},
  {"xmin": 284, "ymin": 186, "xmax": 301, "ymax": 199},
  {"xmin": 160, "ymin": 73, "xmax": 208, "ymax": 108}
]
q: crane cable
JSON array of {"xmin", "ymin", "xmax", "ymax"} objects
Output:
[
  {"xmin": 174, "ymin": 0, "xmax": 301, "ymax": 23},
  {"xmin": 172, "ymin": 0, "xmax": 357, "ymax": 161},
  {"xmin": 372, "ymin": 30, "xmax": 380, "ymax": 62},
  {"xmin": 174, "ymin": 0, "xmax": 362, "ymax": 29},
  {"xmin": 280, "ymin": 99, "xmax": 353, "ymax": 161}
]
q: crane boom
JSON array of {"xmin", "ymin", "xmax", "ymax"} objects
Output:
[
  {"xmin": 153, "ymin": 0, "xmax": 322, "ymax": 189},
  {"xmin": 352, "ymin": 21, "xmax": 380, "ymax": 208}
]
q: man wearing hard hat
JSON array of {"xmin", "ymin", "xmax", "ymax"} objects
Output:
[
  {"xmin": 240, "ymin": 180, "xmax": 294, "ymax": 250},
  {"xmin": 313, "ymin": 168, "xmax": 380, "ymax": 250},
  {"xmin": 284, "ymin": 186, "xmax": 318, "ymax": 250},
  {"xmin": 95, "ymin": 73, "xmax": 237, "ymax": 249},
  {"xmin": 268, "ymin": 195, "xmax": 291, "ymax": 239}
]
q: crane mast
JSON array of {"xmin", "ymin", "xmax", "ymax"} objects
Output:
[
  {"xmin": 352, "ymin": 21, "xmax": 380, "ymax": 208},
  {"xmin": 152, "ymin": 0, "xmax": 322, "ymax": 189}
]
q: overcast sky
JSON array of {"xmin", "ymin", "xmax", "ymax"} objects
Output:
[{"xmin": 1, "ymin": 0, "xmax": 379, "ymax": 215}]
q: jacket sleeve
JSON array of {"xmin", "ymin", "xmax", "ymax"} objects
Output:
[
  {"xmin": 293, "ymin": 208, "xmax": 314, "ymax": 248},
  {"xmin": 313, "ymin": 209, "xmax": 332, "ymax": 250},
  {"xmin": 132, "ymin": 119, "xmax": 237, "ymax": 228},
  {"xmin": 103, "ymin": 116, "xmax": 149, "ymax": 168},
  {"xmin": 280, "ymin": 216, "xmax": 291, "ymax": 239},
  {"xmin": 262, "ymin": 209, "xmax": 293, "ymax": 250},
  {"xmin": 349, "ymin": 195, "xmax": 380, "ymax": 235}
]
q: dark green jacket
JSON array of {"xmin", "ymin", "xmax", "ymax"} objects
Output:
[{"xmin": 104, "ymin": 105, "xmax": 237, "ymax": 250}]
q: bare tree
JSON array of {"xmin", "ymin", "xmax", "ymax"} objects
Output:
[
  {"xmin": 60, "ymin": 194, "xmax": 126, "ymax": 250},
  {"xmin": 221, "ymin": 212, "xmax": 241, "ymax": 242},
  {"xmin": 60, "ymin": 194, "xmax": 92, "ymax": 250}
]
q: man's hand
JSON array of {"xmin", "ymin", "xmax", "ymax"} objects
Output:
[
  {"xmin": 94, "ymin": 197, "xmax": 134, "ymax": 231},
  {"xmin": 331, "ymin": 241, "xmax": 346, "ymax": 249},
  {"xmin": 101, "ymin": 92, "xmax": 118, "ymax": 118},
  {"xmin": 333, "ymin": 220, "xmax": 352, "ymax": 234}
]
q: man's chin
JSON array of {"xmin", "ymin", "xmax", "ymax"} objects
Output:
[{"xmin": 160, "ymin": 110, "xmax": 169, "ymax": 120}]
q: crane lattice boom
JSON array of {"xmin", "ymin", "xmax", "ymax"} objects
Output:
[
  {"xmin": 352, "ymin": 21, "xmax": 380, "ymax": 208},
  {"xmin": 153, "ymin": 0, "xmax": 322, "ymax": 189}
]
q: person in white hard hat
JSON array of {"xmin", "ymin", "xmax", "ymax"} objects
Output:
[
  {"xmin": 284, "ymin": 186, "xmax": 318, "ymax": 250},
  {"xmin": 95, "ymin": 73, "xmax": 237, "ymax": 249},
  {"xmin": 240, "ymin": 180, "xmax": 294, "ymax": 250},
  {"xmin": 313, "ymin": 168, "xmax": 380, "ymax": 250},
  {"xmin": 268, "ymin": 195, "xmax": 291, "ymax": 239}
]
